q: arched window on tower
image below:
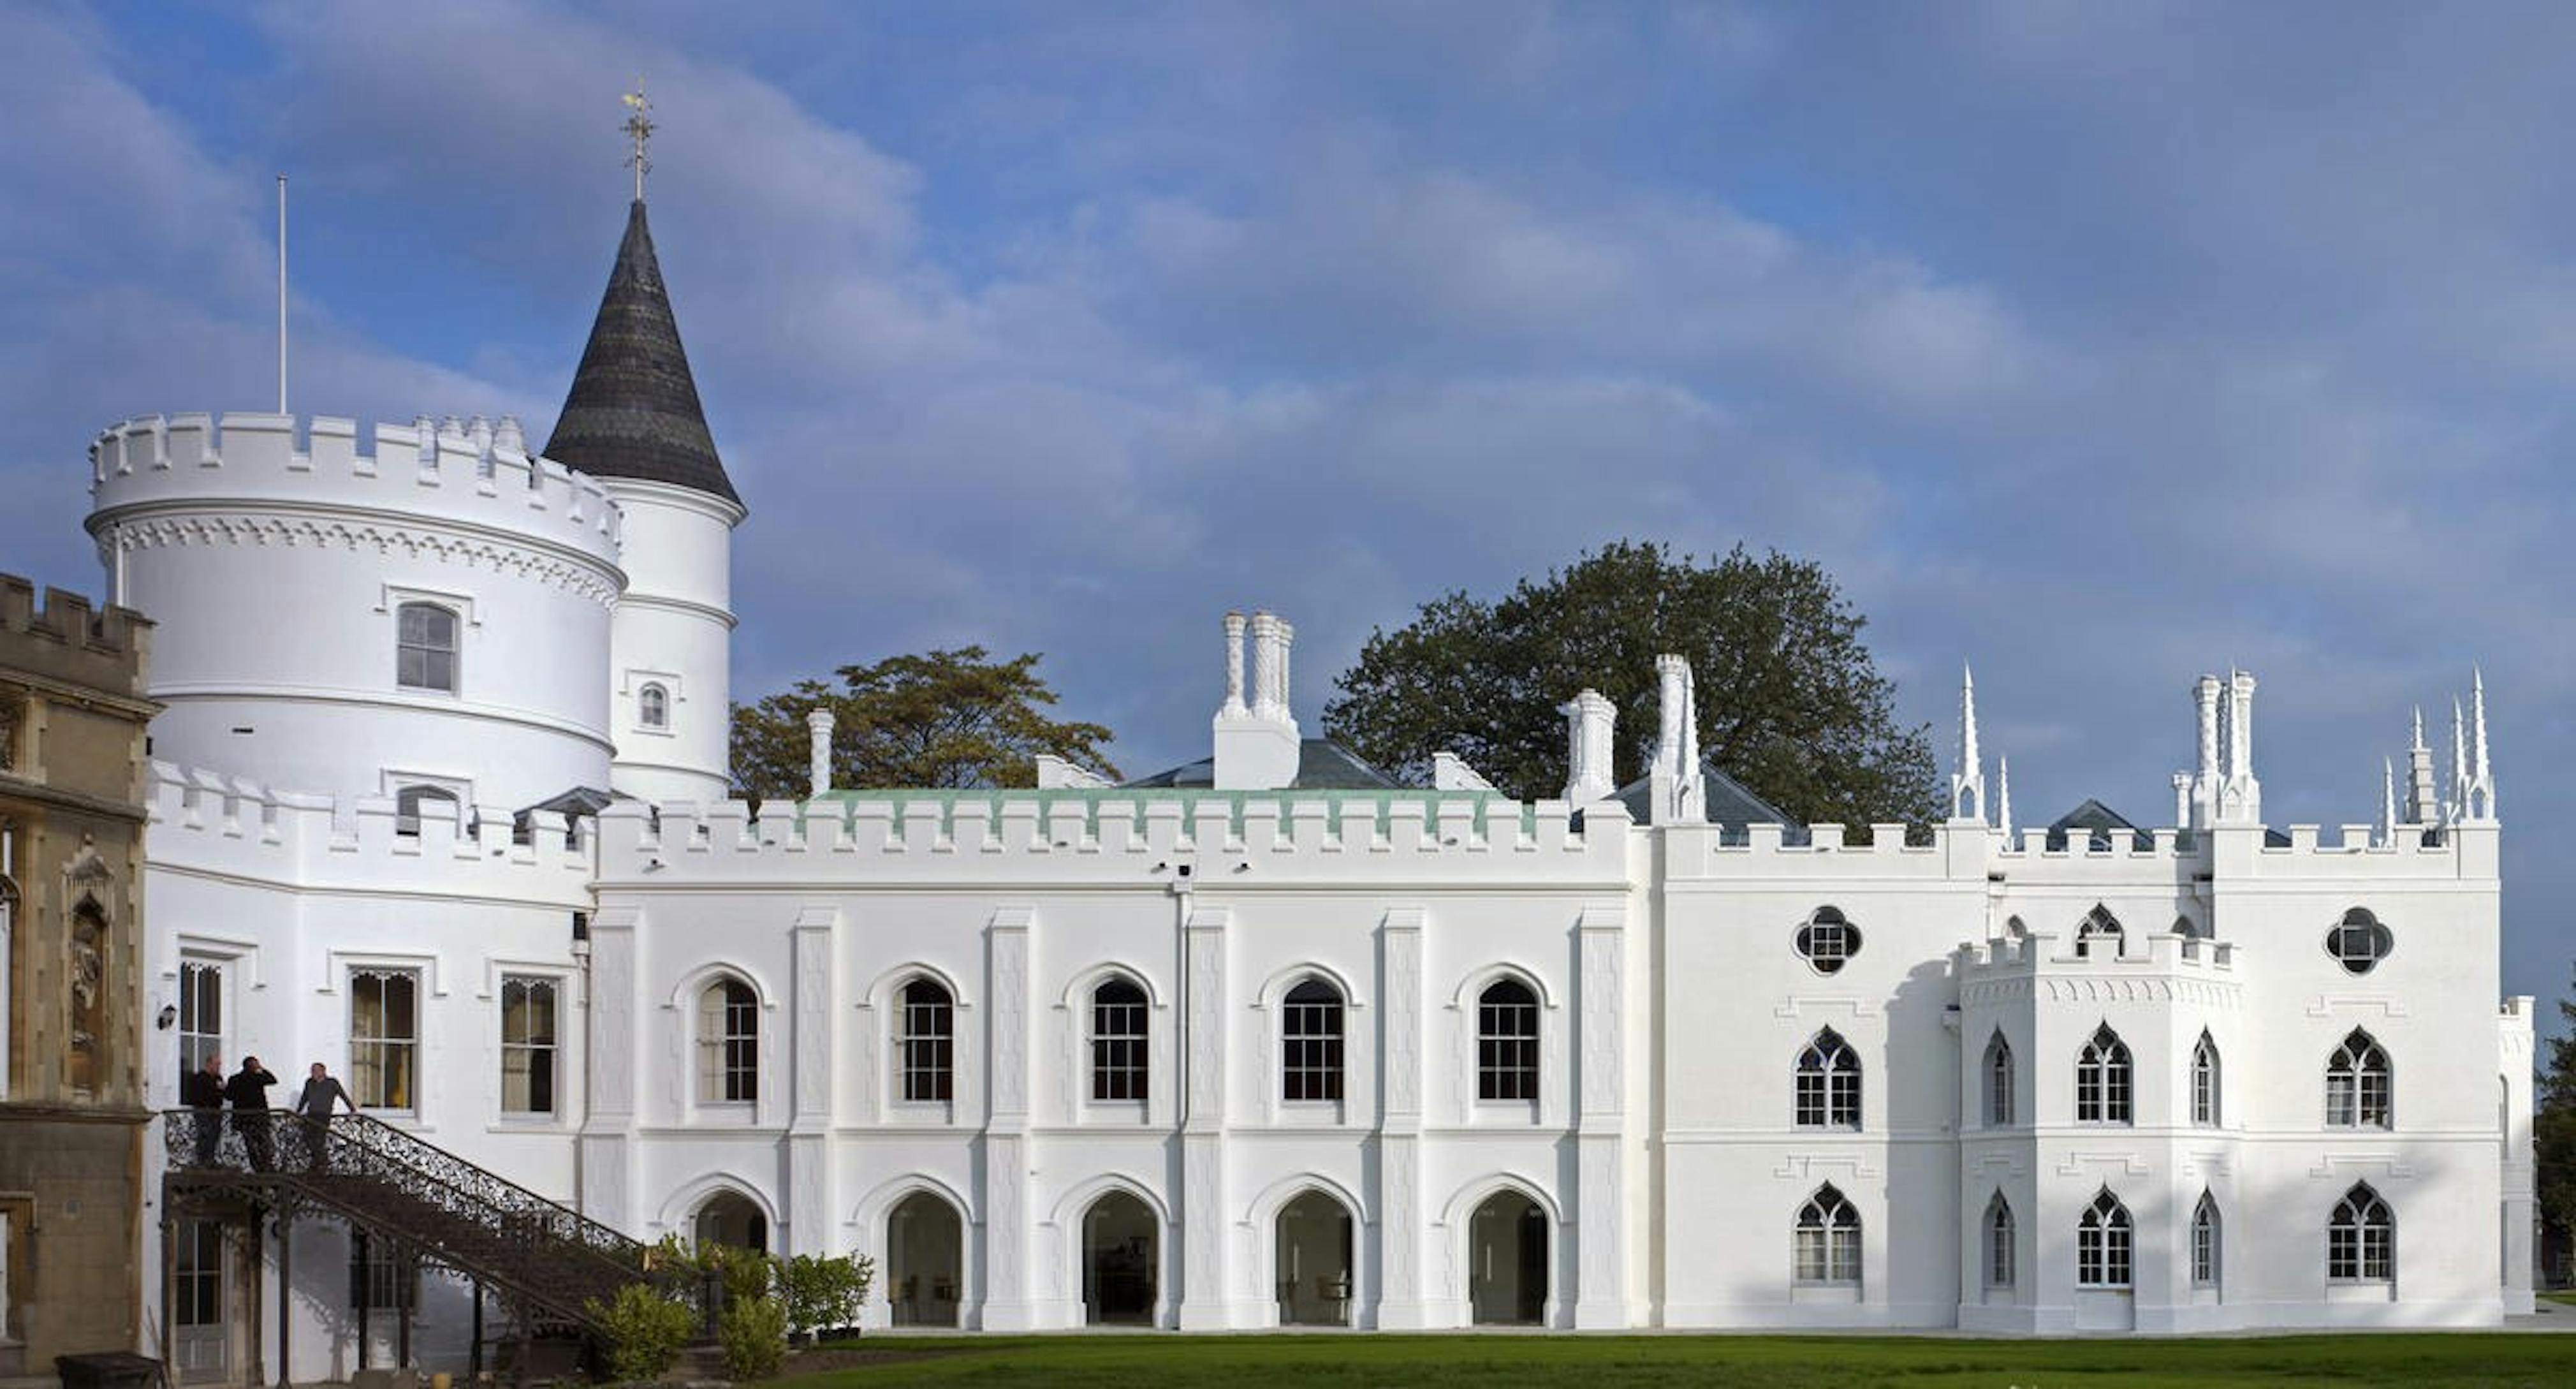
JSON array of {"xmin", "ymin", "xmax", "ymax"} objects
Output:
[
  {"xmin": 2329, "ymin": 1184, "xmax": 2393, "ymax": 1282},
  {"xmin": 2326, "ymin": 1029, "xmax": 2391, "ymax": 1128},
  {"xmin": 2076, "ymin": 1189, "xmax": 2132, "ymax": 1288},
  {"xmin": 395, "ymin": 784, "xmax": 460, "ymax": 839},
  {"xmin": 395, "ymin": 602, "xmax": 459, "ymax": 694},
  {"xmin": 638, "ymin": 682, "xmax": 670, "ymax": 730},
  {"xmin": 2074, "ymin": 905, "xmax": 2124, "ymax": 959},
  {"xmin": 1282, "ymin": 978, "xmax": 1346, "ymax": 1103},
  {"xmin": 1984, "ymin": 1191, "xmax": 2016, "ymax": 1290},
  {"xmin": 1984, "ymin": 1031, "xmax": 2014, "ymax": 1127},
  {"xmin": 696, "ymin": 976, "xmax": 757, "ymax": 1104},
  {"xmin": 1793, "ymin": 1186, "xmax": 1861, "ymax": 1285},
  {"xmin": 2076, "ymin": 1024, "xmax": 2132, "ymax": 1124},
  {"xmin": 2192, "ymin": 1030, "xmax": 2221, "ymax": 1126},
  {"xmin": 900, "ymin": 978, "xmax": 956, "ymax": 1103},
  {"xmin": 2191, "ymin": 1190, "xmax": 2221, "ymax": 1290},
  {"xmin": 1794, "ymin": 1028, "xmax": 1862, "ymax": 1129}
]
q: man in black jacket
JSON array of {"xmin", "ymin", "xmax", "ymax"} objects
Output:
[
  {"xmin": 224, "ymin": 1055, "xmax": 279, "ymax": 1171},
  {"xmin": 180, "ymin": 1053, "xmax": 225, "ymax": 1165}
]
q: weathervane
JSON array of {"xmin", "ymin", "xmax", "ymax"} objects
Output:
[{"xmin": 622, "ymin": 80, "xmax": 655, "ymax": 201}]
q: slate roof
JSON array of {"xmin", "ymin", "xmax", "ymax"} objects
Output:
[
  {"xmin": 544, "ymin": 200, "xmax": 741, "ymax": 508},
  {"xmin": 1612, "ymin": 760, "xmax": 1807, "ymax": 843},
  {"xmin": 1121, "ymin": 739, "xmax": 1407, "ymax": 791},
  {"xmin": 2044, "ymin": 797, "xmax": 2292, "ymax": 849}
]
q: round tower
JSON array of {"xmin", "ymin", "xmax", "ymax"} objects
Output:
[
  {"xmin": 84, "ymin": 411, "xmax": 624, "ymax": 809},
  {"xmin": 544, "ymin": 198, "xmax": 744, "ymax": 805}
]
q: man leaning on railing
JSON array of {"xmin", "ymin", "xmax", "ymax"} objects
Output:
[
  {"xmin": 181, "ymin": 1053, "xmax": 225, "ymax": 1165},
  {"xmin": 294, "ymin": 1061, "xmax": 358, "ymax": 1172}
]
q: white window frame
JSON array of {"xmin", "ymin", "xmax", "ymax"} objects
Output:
[
  {"xmin": 348, "ymin": 967, "xmax": 422, "ymax": 1115},
  {"xmin": 1794, "ymin": 906, "xmax": 1861, "ymax": 975},
  {"xmin": 2192, "ymin": 1030, "xmax": 2221, "ymax": 1127},
  {"xmin": 2325, "ymin": 1029, "xmax": 2392, "ymax": 1129},
  {"xmin": 499, "ymin": 974, "xmax": 561, "ymax": 1118},
  {"xmin": 1475, "ymin": 977, "xmax": 1540, "ymax": 1103},
  {"xmin": 1281, "ymin": 978, "xmax": 1346, "ymax": 1104},
  {"xmin": 2191, "ymin": 1191, "xmax": 2221, "ymax": 1289},
  {"xmin": 1792, "ymin": 1186, "xmax": 1861, "ymax": 1286},
  {"xmin": 1984, "ymin": 1193, "xmax": 2016, "ymax": 1290},
  {"xmin": 2325, "ymin": 908, "xmax": 2394, "ymax": 974},
  {"xmin": 2076, "ymin": 1023, "xmax": 2133, "ymax": 1124},
  {"xmin": 1088, "ymin": 976, "xmax": 1148, "ymax": 1103},
  {"xmin": 697, "ymin": 976, "xmax": 759, "ymax": 1105},
  {"xmin": 392, "ymin": 599, "xmax": 463, "ymax": 695},
  {"xmin": 2076, "ymin": 1189, "xmax": 2132, "ymax": 1289},
  {"xmin": 2329, "ymin": 1185, "xmax": 2394, "ymax": 1283},
  {"xmin": 899, "ymin": 978, "xmax": 955, "ymax": 1105},
  {"xmin": 1984, "ymin": 1031, "xmax": 2014, "ymax": 1127},
  {"xmin": 1793, "ymin": 1028, "xmax": 1862, "ymax": 1129}
]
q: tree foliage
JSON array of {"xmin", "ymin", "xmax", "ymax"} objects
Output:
[
  {"xmin": 2537, "ymin": 967, "xmax": 2576, "ymax": 1278},
  {"xmin": 730, "ymin": 647, "xmax": 1116, "ymax": 801},
  {"xmin": 1323, "ymin": 541, "xmax": 1940, "ymax": 826}
]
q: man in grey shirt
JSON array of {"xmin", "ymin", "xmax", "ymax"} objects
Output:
[{"xmin": 295, "ymin": 1061, "xmax": 357, "ymax": 1170}]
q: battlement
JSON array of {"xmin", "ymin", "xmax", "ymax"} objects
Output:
[
  {"xmin": 142, "ymin": 760, "xmax": 593, "ymax": 901},
  {"xmin": 1958, "ymin": 927, "xmax": 2238, "ymax": 976},
  {"xmin": 87, "ymin": 413, "xmax": 623, "ymax": 566},
  {"xmin": 594, "ymin": 790, "xmax": 1633, "ymax": 886},
  {"xmin": 1663, "ymin": 817, "xmax": 2482, "ymax": 885},
  {"xmin": 0, "ymin": 572, "xmax": 153, "ymax": 697}
]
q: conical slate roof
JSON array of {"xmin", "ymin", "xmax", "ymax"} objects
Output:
[{"xmin": 544, "ymin": 200, "xmax": 740, "ymax": 508}]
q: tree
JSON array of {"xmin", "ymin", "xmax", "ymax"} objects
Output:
[
  {"xmin": 2537, "ymin": 967, "xmax": 2576, "ymax": 1285},
  {"xmin": 730, "ymin": 647, "xmax": 1116, "ymax": 801},
  {"xmin": 1323, "ymin": 541, "xmax": 1940, "ymax": 826}
]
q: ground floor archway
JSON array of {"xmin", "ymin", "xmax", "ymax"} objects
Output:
[
  {"xmin": 1467, "ymin": 1190, "xmax": 1547, "ymax": 1325},
  {"xmin": 1274, "ymin": 1189, "xmax": 1355, "ymax": 1327},
  {"xmin": 888, "ymin": 1192, "xmax": 963, "ymax": 1327},
  {"xmin": 1082, "ymin": 1190, "xmax": 1158, "ymax": 1325},
  {"xmin": 692, "ymin": 1190, "xmax": 768, "ymax": 1253}
]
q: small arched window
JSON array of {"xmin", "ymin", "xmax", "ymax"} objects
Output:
[
  {"xmin": 1984, "ymin": 1031, "xmax": 2015, "ymax": 1127},
  {"xmin": 2192, "ymin": 1030, "xmax": 2221, "ymax": 1127},
  {"xmin": 2076, "ymin": 1189, "xmax": 2132, "ymax": 1288},
  {"xmin": 1282, "ymin": 978, "xmax": 1345, "ymax": 1102},
  {"xmin": 1794, "ymin": 1028, "xmax": 1861, "ymax": 1129},
  {"xmin": 1984, "ymin": 1191, "xmax": 2015, "ymax": 1290},
  {"xmin": 2076, "ymin": 1024, "xmax": 2132, "ymax": 1124},
  {"xmin": 2329, "ymin": 1184, "xmax": 2393, "ymax": 1282},
  {"xmin": 696, "ymin": 976, "xmax": 757, "ymax": 1103},
  {"xmin": 2326, "ymin": 1029, "xmax": 2390, "ymax": 1128},
  {"xmin": 395, "ymin": 601, "xmax": 459, "ymax": 693},
  {"xmin": 1477, "ymin": 977, "xmax": 1540, "ymax": 1101},
  {"xmin": 2191, "ymin": 1190, "xmax": 2221, "ymax": 1289},
  {"xmin": 1795, "ymin": 906, "xmax": 1861, "ymax": 974},
  {"xmin": 900, "ymin": 978, "xmax": 955, "ymax": 1103},
  {"xmin": 2325, "ymin": 908, "xmax": 2393, "ymax": 974},
  {"xmin": 2074, "ymin": 905, "xmax": 2123, "ymax": 959},
  {"xmin": 1793, "ymin": 1185, "xmax": 1861, "ymax": 1285},
  {"xmin": 395, "ymin": 784, "xmax": 460, "ymax": 838},
  {"xmin": 638, "ymin": 682, "xmax": 670, "ymax": 730},
  {"xmin": 1090, "ymin": 976, "xmax": 1148, "ymax": 1102}
]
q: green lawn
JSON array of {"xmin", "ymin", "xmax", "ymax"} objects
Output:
[{"xmin": 780, "ymin": 1332, "xmax": 2571, "ymax": 1388}]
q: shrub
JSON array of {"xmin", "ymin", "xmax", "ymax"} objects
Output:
[
  {"xmin": 587, "ymin": 1281, "xmax": 698, "ymax": 1383},
  {"xmin": 717, "ymin": 1294, "xmax": 789, "ymax": 1381},
  {"xmin": 778, "ymin": 1252, "xmax": 875, "ymax": 1338}
]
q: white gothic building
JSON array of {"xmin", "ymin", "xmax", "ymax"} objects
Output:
[{"xmin": 76, "ymin": 193, "xmax": 2533, "ymax": 1379}]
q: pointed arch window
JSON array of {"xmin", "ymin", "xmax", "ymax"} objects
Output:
[
  {"xmin": 1794, "ymin": 1028, "xmax": 1861, "ymax": 1129},
  {"xmin": 2329, "ymin": 1184, "xmax": 2393, "ymax": 1282},
  {"xmin": 696, "ymin": 976, "xmax": 757, "ymax": 1104},
  {"xmin": 1477, "ymin": 977, "xmax": 1540, "ymax": 1101},
  {"xmin": 1793, "ymin": 1185, "xmax": 1861, "ymax": 1284},
  {"xmin": 2074, "ymin": 905, "xmax": 2123, "ymax": 959},
  {"xmin": 1984, "ymin": 1031, "xmax": 2014, "ymax": 1127},
  {"xmin": 2076, "ymin": 1024, "xmax": 2132, "ymax": 1124},
  {"xmin": 1984, "ymin": 1192, "xmax": 2016, "ymax": 1290},
  {"xmin": 1090, "ymin": 976, "xmax": 1148, "ymax": 1102},
  {"xmin": 1282, "ymin": 978, "xmax": 1345, "ymax": 1103},
  {"xmin": 2191, "ymin": 1191, "xmax": 2221, "ymax": 1289},
  {"xmin": 900, "ymin": 978, "xmax": 955, "ymax": 1103},
  {"xmin": 2325, "ymin": 908, "xmax": 2393, "ymax": 974},
  {"xmin": 2325, "ymin": 1029, "xmax": 2390, "ymax": 1128},
  {"xmin": 2192, "ymin": 1030, "xmax": 2221, "ymax": 1126},
  {"xmin": 2076, "ymin": 1189, "xmax": 2132, "ymax": 1288}
]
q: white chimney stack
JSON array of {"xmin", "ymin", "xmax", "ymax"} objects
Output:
[
  {"xmin": 806, "ymin": 707, "xmax": 835, "ymax": 797},
  {"xmin": 1213, "ymin": 608, "xmax": 1301, "ymax": 790},
  {"xmin": 1561, "ymin": 689, "xmax": 1617, "ymax": 804}
]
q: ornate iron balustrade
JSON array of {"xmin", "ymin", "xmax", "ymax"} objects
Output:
[{"xmin": 163, "ymin": 1109, "xmax": 657, "ymax": 1330}]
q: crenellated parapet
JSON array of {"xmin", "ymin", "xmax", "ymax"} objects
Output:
[
  {"xmin": 87, "ymin": 413, "xmax": 625, "ymax": 601},
  {"xmin": 0, "ymin": 572, "xmax": 152, "ymax": 698},
  {"xmin": 1958, "ymin": 928, "xmax": 2243, "ymax": 1010},
  {"xmin": 594, "ymin": 790, "xmax": 1632, "ymax": 887},
  {"xmin": 142, "ymin": 759, "xmax": 594, "ymax": 902}
]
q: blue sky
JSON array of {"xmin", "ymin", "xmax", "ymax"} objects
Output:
[{"xmin": 6, "ymin": 1, "xmax": 2573, "ymax": 1015}]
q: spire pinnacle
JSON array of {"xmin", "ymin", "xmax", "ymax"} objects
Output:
[
  {"xmin": 622, "ymin": 80, "xmax": 655, "ymax": 202},
  {"xmin": 2382, "ymin": 756, "xmax": 2396, "ymax": 846},
  {"xmin": 1996, "ymin": 754, "xmax": 2013, "ymax": 838},
  {"xmin": 1950, "ymin": 663, "xmax": 1984, "ymax": 821}
]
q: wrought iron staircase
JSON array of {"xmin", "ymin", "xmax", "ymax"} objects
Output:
[{"xmin": 161, "ymin": 1109, "xmax": 655, "ymax": 1342}]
